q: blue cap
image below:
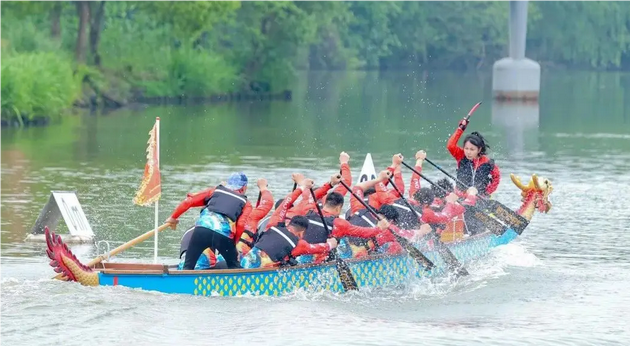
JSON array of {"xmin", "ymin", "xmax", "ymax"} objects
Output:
[{"xmin": 226, "ymin": 172, "xmax": 248, "ymax": 190}]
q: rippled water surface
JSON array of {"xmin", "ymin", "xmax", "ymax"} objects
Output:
[{"xmin": 2, "ymin": 71, "xmax": 630, "ymax": 345}]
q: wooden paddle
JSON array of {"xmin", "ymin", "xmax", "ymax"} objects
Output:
[
  {"xmin": 401, "ymin": 161, "xmax": 509, "ymax": 236},
  {"xmin": 53, "ymin": 223, "xmax": 171, "ymax": 280},
  {"xmin": 308, "ymin": 188, "xmax": 359, "ymax": 292},
  {"xmin": 422, "ymin": 158, "xmax": 529, "ymax": 234},
  {"xmin": 338, "ymin": 180, "xmax": 435, "ymax": 271},
  {"xmin": 385, "ymin": 177, "xmax": 469, "ymax": 277}
]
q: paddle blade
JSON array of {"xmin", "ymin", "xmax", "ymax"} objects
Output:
[
  {"xmin": 389, "ymin": 229, "xmax": 434, "ymax": 270},
  {"xmin": 436, "ymin": 245, "xmax": 469, "ymax": 277},
  {"xmin": 465, "ymin": 101, "xmax": 482, "ymax": 120},
  {"xmin": 465, "ymin": 205, "xmax": 509, "ymax": 236},
  {"xmin": 483, "ymin": 200, "xmax": 530, "ymax": 235},
  {"xmin": 335, "ymin": 257, "xmax": 358, "ymax": 291},
  {"xmin": 405, "ymin": 242, "xmax": 435, "ymax": 271}
]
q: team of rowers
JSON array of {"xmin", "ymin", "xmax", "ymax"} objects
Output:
[{"xmin": 164, "ymin": 118, "xmax": 500, "ymax": 270}]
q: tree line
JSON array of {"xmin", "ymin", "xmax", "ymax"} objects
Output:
[{"xmin": 2, "ymin": 1, "xmax": 629, "ymax": 125}]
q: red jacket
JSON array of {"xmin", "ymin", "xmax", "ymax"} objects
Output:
[
  {"xmin": 237, "ymin": 190, "xmax": 275, "ymax": 253},
  {"xmin": 290, "ymin": 182, "xmax": 333, "ymax": 217},
  {"xmin": 267, "ymin": 189, "xmax": 303, "ymax": 230},
  {"xmin": 247, "ymin": 190, "xmax": 274, "ymax": 233},
  {"xmin": 265, "ymin": 189, "xmax": 335, "ymax": 259},
  {"xmin": 291, "ymin": 239, "xmax": 332, "ymax": 257},
  {"xmin": 420, "ymin": 201, "xmax": 466, "ymax": 224},
  {"xmin": 447, "ymin": 128, "xmax": 501, "ymax": 196},
  {"xmin": 408, "ymin": 164, "xmax": 422, "ymax": 199}
]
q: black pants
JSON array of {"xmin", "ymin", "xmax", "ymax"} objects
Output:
[{"xmin": 183, "ymin": 226, "xmax": 241, "ymax": 270}]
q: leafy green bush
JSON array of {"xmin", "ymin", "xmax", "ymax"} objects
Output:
[
  {"xmin": 1, "ymin": 51, "xmax": 81, "ymax": 125},
  {"xmin": 137, "ymin": 47, "xmax": 240, "ymax": 97}
]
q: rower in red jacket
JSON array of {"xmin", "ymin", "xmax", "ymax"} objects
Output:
[
  {"xmin": 348, "ymin": 170, "xmax": 392, "ymax": 214},
  {"xmin": 257, "ymin": 173, "xmax": 309, "ymax": 233},
  {"xmin": 236, "ymin": 178, "xmax": 275, "ymax": 255},
  {"xmin": 291, "ymin": 151, "xmax": 353, "ymax": 217},
  {"xmin": 343, "ymin": 170, "xmax": 401, "ymax": 258},
  {"xmin": 294, "ymin": 174, "xmax": 391, "ymax": 264},
  {"xmin": 407, "ymin": 150, "xmax": 459, "ymax": 209},
  {"xmin": 240, "ymin": 176, "xmax": 338, "ymax": 269},
  {"xmin": 412, "ymin": 188, "xmax": 471, "ymax": 225},
  {"xmin": 340, "ymin": 153, "xmax": 403, "ymax": 219},
  {"xmin": 374, "ymin": 153, "xmax": 406, "ymax": 205},
  {"xmin": 447, "ymin": 118, "xmax": 501, "ymax": 198},
  {"xmin": 373, "ymin": 153, "xmax": 429, "ymax": 229}
]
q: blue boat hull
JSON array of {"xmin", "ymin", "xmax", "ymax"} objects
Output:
[{"xmin": 97, "ymin": 229, "xmax": 519, "ymax": 297}]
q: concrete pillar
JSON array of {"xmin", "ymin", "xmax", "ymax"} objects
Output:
[
  {"xmin": 492, "ymin": 1, "xmax": 540, "ymax": 103},
  {"xmin": 491, "ymin": 101, "xmax": 540, "ymax": 155}
]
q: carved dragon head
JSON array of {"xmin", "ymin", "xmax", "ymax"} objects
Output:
[{"xmin": 510, "ymin": 174, "xmax": 553, "ymax": 214}]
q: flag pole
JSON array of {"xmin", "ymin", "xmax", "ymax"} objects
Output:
[{"xmin": 153, "ymin": 117, "xmax": 160, "ymax": 264}]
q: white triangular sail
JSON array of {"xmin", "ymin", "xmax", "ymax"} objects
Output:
[{"xmin": 356, "ymin": 153, "xmax": 377, "ymax": 185}]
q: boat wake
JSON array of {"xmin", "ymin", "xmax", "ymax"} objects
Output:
[{"xmin": 232, "ymin": 242, "xmax": 542, "ymax": 303}]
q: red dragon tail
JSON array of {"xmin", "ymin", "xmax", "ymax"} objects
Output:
[{"xmin": 45, "ymin": 226, "xmax": 99, "ymax": 286}]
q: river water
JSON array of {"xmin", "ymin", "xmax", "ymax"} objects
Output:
[{"xmin": 2, "ymin": 71, "xmax": 629, "ymax": 345}]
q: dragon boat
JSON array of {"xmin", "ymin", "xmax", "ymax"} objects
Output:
[{"xmin": 45, "ymin": 173, "xmax": 553, "ymax": 297}]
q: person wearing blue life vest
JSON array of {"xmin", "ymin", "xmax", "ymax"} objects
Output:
[{"xmin": 165, "ymin": 172, "xmax": 252, "ymax": 269}]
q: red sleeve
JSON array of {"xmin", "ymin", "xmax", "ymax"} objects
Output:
[
  {"xmin": 375, "ymin": 229, "xmax": 395, "ymax": 245},
  {"xmin": 293, "ymin": 182, "xmax": 332, "ymax": 215},
  {"xmin": 291, "ymin": 239, "xmax": 331, "ymax": 257},
  {"xmin": 409, "ymin": 165, "xmax": 422, "ymax": 198},
  {"xmin": 447, "ymin": 128, "xmax": 465, "ymax": 163},
  {"xmin": 441, "ymin": 202, "xmax": 466, "ymax": 219},
  {"xmin": 308, "ymin": 182, "xmax": 332, "ymax": 213},
  {"xmin": 350, "ymin": 186, "xmax": 365, "ymax": 214},
  {"xmin": 331, "ymin": 218, "xmax": 381, "ymax": 239},
  {"xmin": 170, "ymin": 187, "xmax": 215, "ymax": 219},
  {"xmin": 392, "ymin": 171, "xmax": 405, "ymax": 198},
  {"xmin": 267, "ymin": 189, "xmax": 303, "ymax": 229},
  {"xmin": 332, "ymin": 163, "xmax": 352, "ymax": 196},
  {"xmin": 388, "ymin": 224, "xmax": 416, "ymax": 239},
  {"xmin": 374, "ymin": 182, "xmax": 398, "ymax": 206},
  {"xmin": 383, "ymin": 166, "xmax": 396, "ymax": 187},
  {"xmin": 421, "ymin": 203, "xmax": 465, "ymax": 224},
  {"xmin": 462, "ymin": 194, "xmax": 478, "ymax": 206},
  {"xmin": 486, "ymin": 164, "xmax": 501, "ymax": 195},
  {"xmin": 314, "ymin": 182, "xmax": 332, "ymax": 200},
  {"xmin": 290, "ymin": 188, "xmax": 311, "ymax": 216},
  {"xmin": 368, "ymin": 194, "xmax": 382, "ymax": 211},
  {"xmin": 233, "ymin": 202, "xmax": 252, "ymax": 244},
  {"xmin": 247, "ymin": 190, "xmax": 273, "ymax": 232}
]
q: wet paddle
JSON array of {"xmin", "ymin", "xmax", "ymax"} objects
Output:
[
  {"xmin": 386, "ymin": 177, "xmax": 469, "ymax": 277},
  {"xmin": 338, "ymin": 180, "xmax": 435, "ymax": 271},
  {"xmin": 401, "ymin": 161, "xmax": 509, "ymax": 236},
  {"xmin": 423, "ymin": 158, "xmax": 529, "ymax": 234},
  {"xmin": 309, "ymin": 188, "xmax": 359, "ymax": 292}
]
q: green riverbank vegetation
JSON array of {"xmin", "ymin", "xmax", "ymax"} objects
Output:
[{"xmin": 2, "ymin": 1, "xmax": 629, "ymax": 126}]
